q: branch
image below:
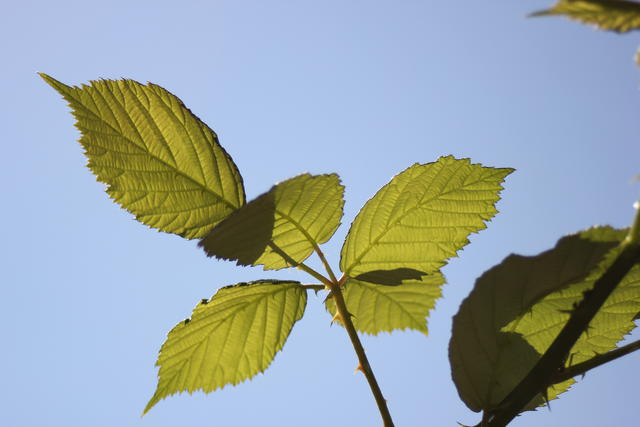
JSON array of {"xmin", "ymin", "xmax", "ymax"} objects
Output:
[
  {"xmin": 486, "ymin": 207, "xmax": 640, "ymax": 427},
  {"xmin": 551, "ymin": 338, "xmax": 640, "ymax": 384}
]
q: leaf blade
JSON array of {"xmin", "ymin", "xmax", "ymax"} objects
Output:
[
  {"xmin": 325, "ymin": 273, "xmax": 445, "ymax": 335},
  {"xmin": 335, "ymin": 156, "xmax": 511, "ymax": 334},
  {"xmin": 531, "ymin": 0, "xmax": 640, "ymax": 33},
  {"xmin": 449, "ymin": 226, "xmax": 640, "ymax": 414},
  {"xmin": 340, "ymin": 156, "xmax": 513, "ymax": 281},
  {"xmin": 40, "ymin": 73, "xmax": 245, "ymax": 238},
  {"xmin": 200, "ymin": 173, "xmax": 344, "ymax": 270},
  {"xmin": 145, "ymin": 280, "xmax": 307, "ymax": 413}
]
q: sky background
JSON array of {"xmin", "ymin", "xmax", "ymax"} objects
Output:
[{"xmin": 3, "ymin": 1, "xmax": 640, "ymax": 426}]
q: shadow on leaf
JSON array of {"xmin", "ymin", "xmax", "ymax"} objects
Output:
[
  {"xmin": 199, "ymin": 192, "xmax": 276, "ymax": 265},
  {"xmin": 354, "ymin": 268, "xmax": 428, "ymax": 286}
]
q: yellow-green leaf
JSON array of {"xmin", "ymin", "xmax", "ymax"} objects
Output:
[
  {"xmin": 340, "ymin": 156, "xmax": 513, "ymax": 281},
  {"xmin": 450, "ymin": 226, "xmax": 640, "ymax": 414},
  {"xmin": 325, "ymin": 272, "xmax": 444, "ymax": 335},
  {"xmin": 145, "ymin": 280, "xmax": 307, "ymax": 414},
  {"xmin": 199, "ymin": 174, "xmax": 344, "ymax": 270},
  {"xmin": 531, "ymin": 0, "xmax": 640, "ymax": 33},
  {"xmin": 334, "ymin": 156, "xmax": 511, "ymax": 334},
  {"xmin": 40, "ymin": 73, "xmax": 245, "ymax": 239}
]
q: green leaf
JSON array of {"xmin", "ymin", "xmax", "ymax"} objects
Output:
[
  {"xmin": 449, "ymin": 226, "xmax": 640, "ymax": 414},
  {"xmin": 331, "ymin": 156, "xmax": 511, "ymax": 334},
  {"xmin": 145, "ymin": 280, "xmax": 307, "ymax": 414},
  {"xmin": 531, "ymin": 0, "xmax": 640, "ymax": 33},
  {"xmin": 505, "ymin": 230, "xmax": 640, "ymax": 368},
  {"xmin": 340, "ymin": 156, "xmax": 513, "ymax": 281},
  {"xmin": 199, "ymin": 173, "xmax": 344, "ymax": 270},
  {"xmin": 325, "ymin": 272, "xmax": 444, "ymax": 335},
  {"xmin": 40, "ymin": 73, "xmax": 245, "ymax": 239}
]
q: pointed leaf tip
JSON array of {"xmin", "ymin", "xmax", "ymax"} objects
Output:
[
  {"xmin": 531, "ymin": 0, "xmax": 640, "ymax": 33},
  {"xmin": 42, "ymin": 76, "xmax": 245, "ymax": 239}
]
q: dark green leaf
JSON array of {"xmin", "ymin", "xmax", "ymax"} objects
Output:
[{"xmin": 450, "ymin": 226, "xmax": 640, "ymax": 413}]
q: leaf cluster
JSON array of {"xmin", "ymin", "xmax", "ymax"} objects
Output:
[
  {"xmin": 41, "ymin": 7, "xmax": 640, "ymax": 422},
  {"xmin": 41, "ymin": 74, "xmax": 513, "ymax": 419}
]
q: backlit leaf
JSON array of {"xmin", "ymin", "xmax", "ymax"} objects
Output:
[
  {"xmin": 450, "ymin": 226, "xmax": 640, "ymax": 414},
  {"xmin": 333, "ymin": 156, "xmax": 511, "ymax": 334},
  {"xmin": 531, "ymin": 0, "xmax": 640, "ymax": 33},
  {"xmin": 325, "ymin": 272, "xmax": 444, "ymax": 335},
  {"xmin": 145, "ymin": 280, "xmax": 307, "ymax": 413},
  {"xmin": 199, "ymin": 174, "xmax": 344, "ymax": 270},
  {"xmin": 340, "ymin": 156, "xmax": 513, "ymax": 281},
  {"xmin": 40, "ymin": 73, "xmax": 245, "ymax": 239}
]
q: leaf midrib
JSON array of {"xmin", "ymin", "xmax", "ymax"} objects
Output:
[{"xmin": 65, "ymin": 83, "xmax": 240, "ymax": 213}]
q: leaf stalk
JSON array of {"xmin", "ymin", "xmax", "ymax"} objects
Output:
[
  {"xmin": 313, "ymin": 244, "xmax": 338, "ymax": 283},
  {"xmin": 268, "ymin": 242, "xmax": 332, "ymax": 286}
]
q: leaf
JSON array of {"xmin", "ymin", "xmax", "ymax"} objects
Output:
[
  {"xmin": 449, "ymin": 226, "xmax": 640, "ymax": 414},
  {"xmin": 505, "ymin": 231, "xmax": 640, "ymax": 367},
  {"xmin": 40, "ymin": 73, "xmax": 245, "ymax": 239},
  {"xmin": 199, "ymin": 174, "xmax": 344, "ymax": 270},
  {"xmin": 145, "ymin": 280, "xmax": 307, "ymax": 414},
  {"xmin": 340, "ymin": 156, "xmax": 513, "ymax": 282},
  {"xmin": 325, "ymin": 272, "xmax": 444, "ymax": 335},
  {"xmin": 331, "ymin": 157, "xmax": 511, "ymax": 334},
  {"xmin": 531, "ymin": 0, "xmax": 640, "ymax": 33}
]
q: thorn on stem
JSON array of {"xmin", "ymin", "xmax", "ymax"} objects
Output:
[
  {"xmin": 331, "ymin": 312, "xmax": 343, "ymax": 325},
  {"xmin": 354, "ymin": 362, "xmax": 364, "ymax": 374},
  {"xmin": 541, "ymin": 389, "xmax": 551, "ymax": 411}
]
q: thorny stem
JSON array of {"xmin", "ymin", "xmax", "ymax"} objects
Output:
[
  {"xmin": 270, "ymin": 241, "xmax": 394, "ymax": 426},
  {"xmin": 486, "ymin": 205, "xmax": 640, "ymax": 427},
  {"xmin": 329, "ymin": 282, "xmax": 395, "ymax": 427},
  {"xmin": 551, "ymin": 338, "xmax": 640, "ymax": 385}
]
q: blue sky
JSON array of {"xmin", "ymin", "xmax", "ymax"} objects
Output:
[{"xmin": 3, "ymin": 1, "xmax": 640, "ymax": 426}]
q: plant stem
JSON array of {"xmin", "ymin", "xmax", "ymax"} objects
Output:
[
  {"xmin": 551, "ymin": 338, "xmax": 640, "ymax": 384},
  {"xmin": 313, "ymin": 244, "xmax": 338, "ymax": 283},
  {"xmin": 267, "ymin": 242, "xmax": 332, "ymax": 286},
  {"xmin": 486, "ymin": 208, "xmax": 640, "ymax": 427},
  {"xmin": 329, "ymin": 282, "xmax": 395, "ymax": 427},
  {"xmin": 270, "ymin": 241, "xmax": 392, "ymax": 425}
]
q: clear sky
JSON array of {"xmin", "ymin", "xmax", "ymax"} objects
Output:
[{"xmin": 3, "ymin": 1, "xmax": 639, "ymax": 426}]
